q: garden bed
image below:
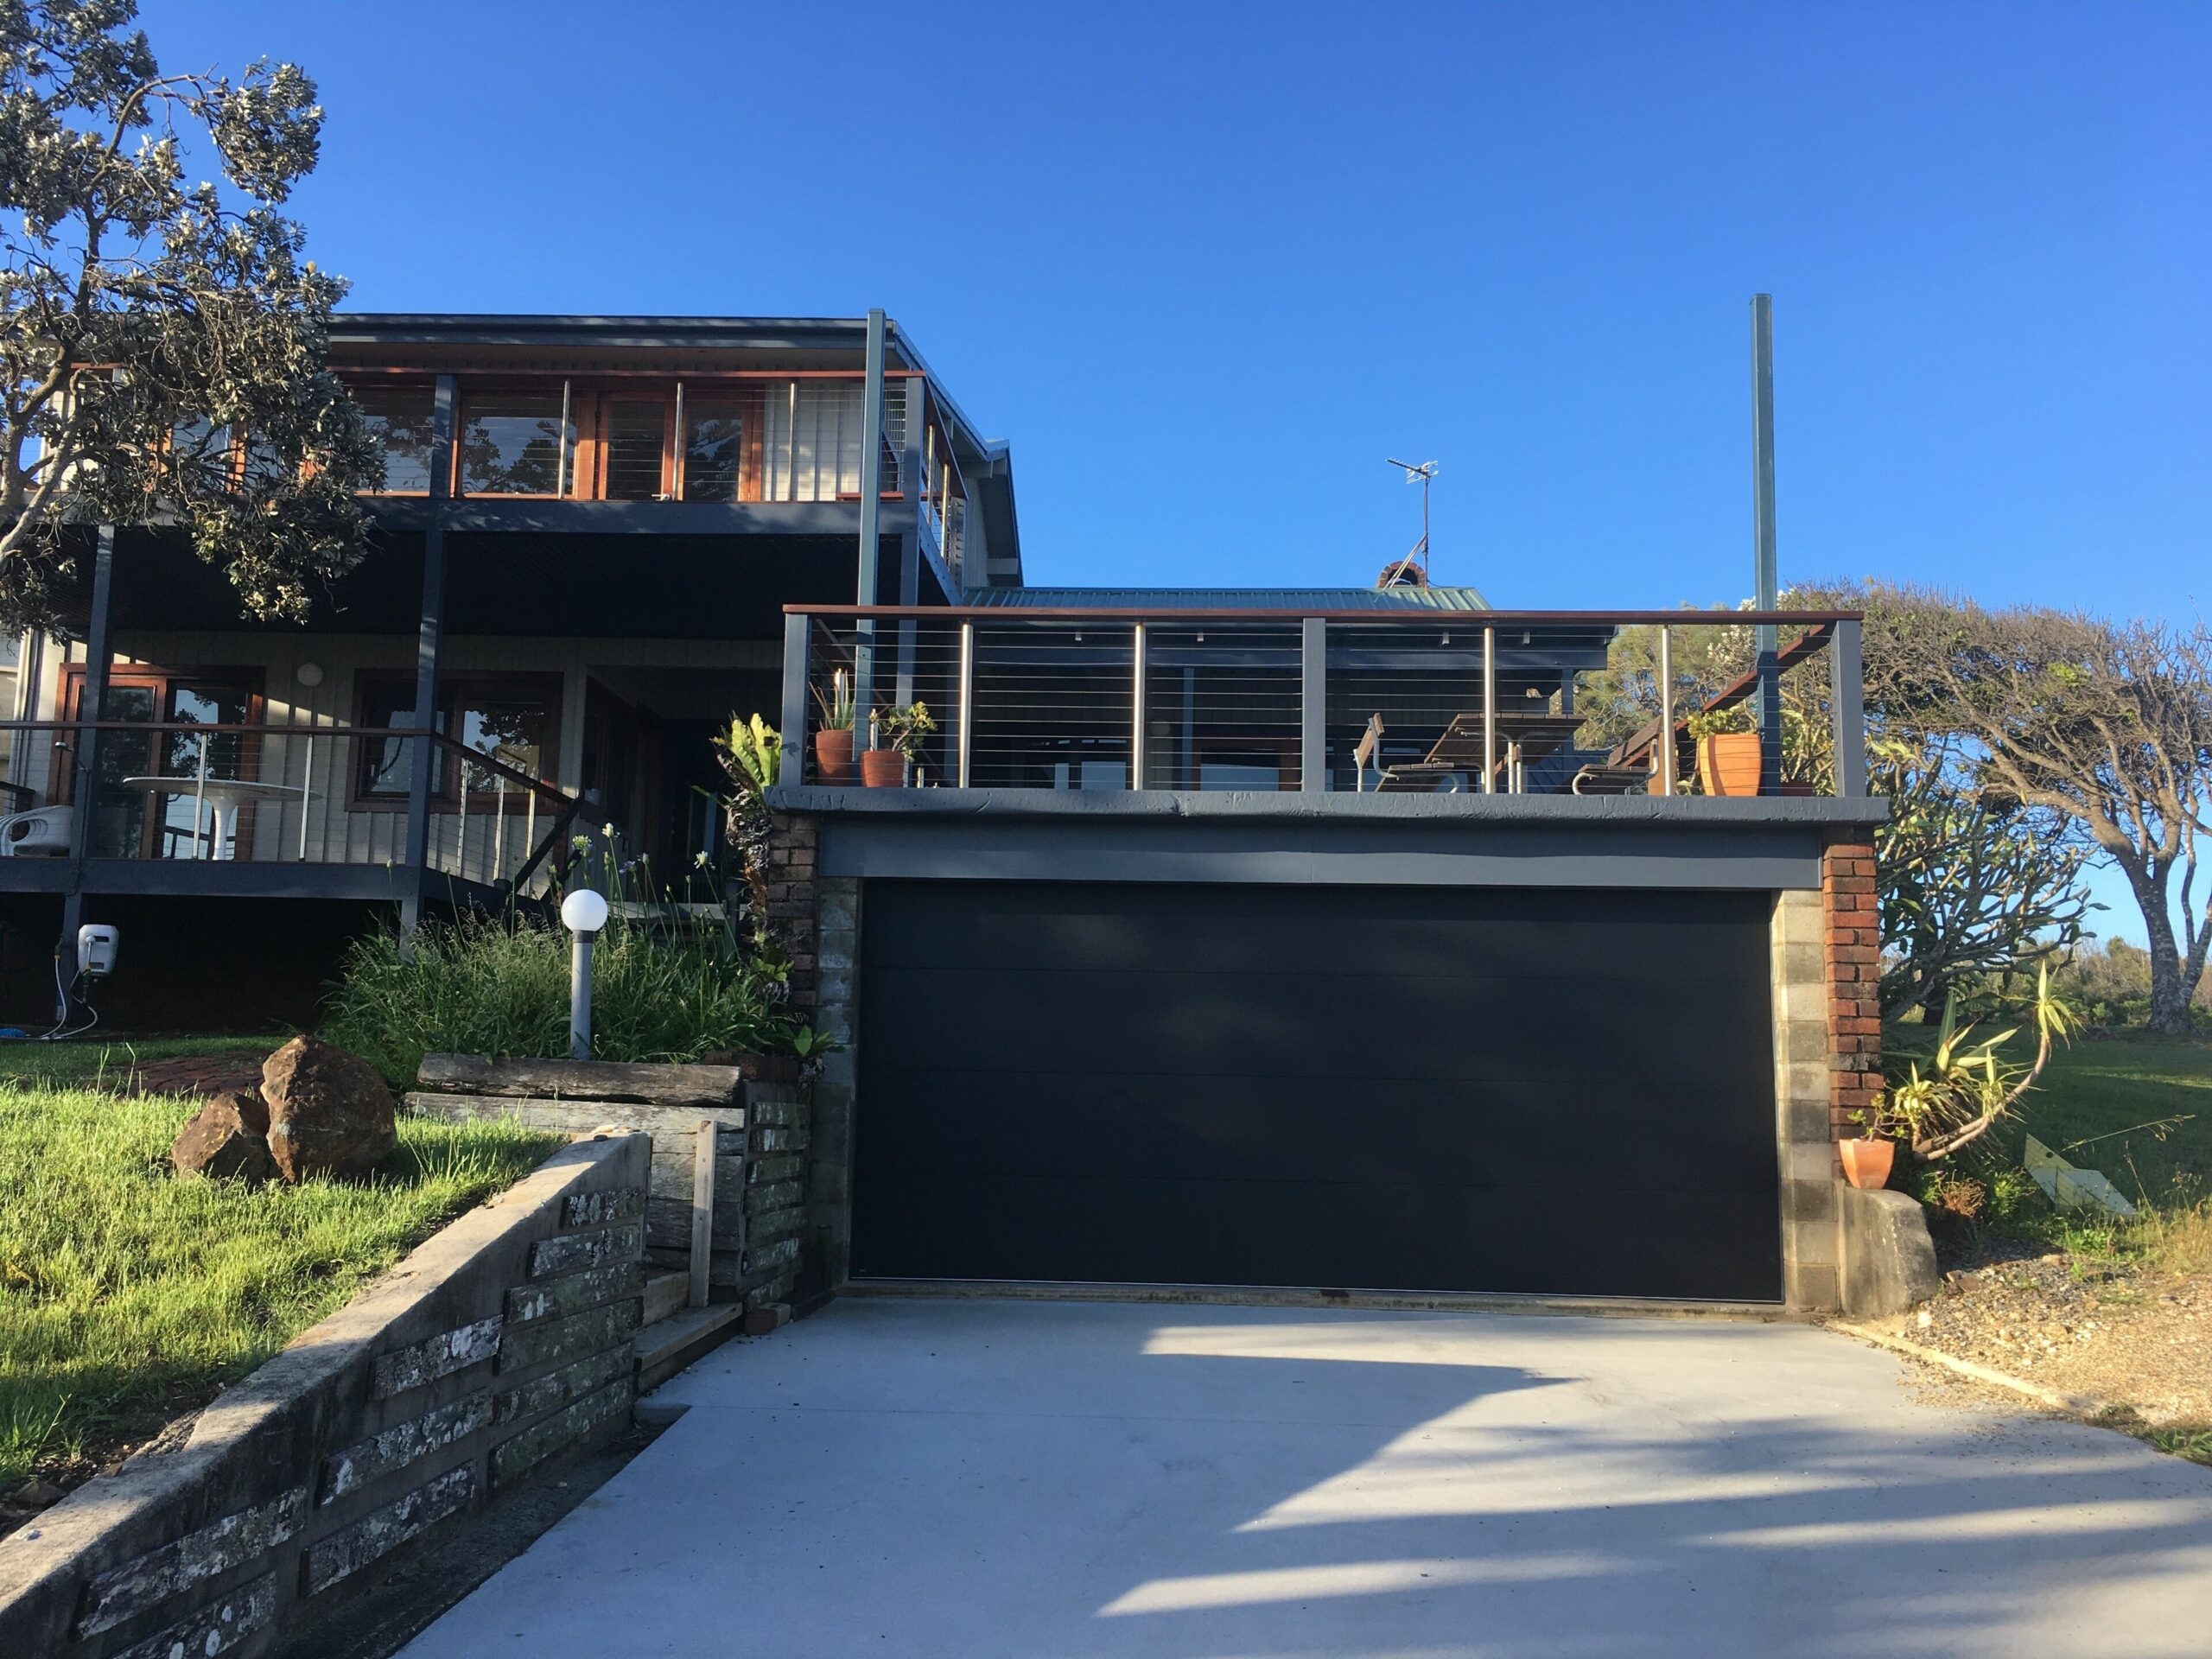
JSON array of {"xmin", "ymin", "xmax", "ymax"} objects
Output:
[{"xmin": 0, "ymin": 1050, "xmax": 558, "ymax": 1529}]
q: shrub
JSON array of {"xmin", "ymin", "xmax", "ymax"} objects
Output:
[{"xmin": 323, "ymin": 906, "xmax": 802, "ymax": 1089}]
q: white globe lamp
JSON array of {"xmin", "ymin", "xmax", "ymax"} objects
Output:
[{"xmin": 561, "ymin": 887, "xmax": 610, "ymax": 1058}]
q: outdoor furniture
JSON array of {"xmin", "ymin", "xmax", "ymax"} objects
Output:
[
  {"xmin": 120, "ymin": 775, "xmax": 314, "ymax": 861},
  {"xmin": 1571, "ymin": 760, "xmax": 1659, "ymax": 795},
  {"xmin": 1424, "ymin": 710, "xmax": 1587, "ymax": 794}
]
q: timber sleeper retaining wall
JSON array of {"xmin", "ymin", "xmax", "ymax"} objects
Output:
[{"xmin": 0, "ymin": 1133, "xmax": 649, "ymax": 1659}]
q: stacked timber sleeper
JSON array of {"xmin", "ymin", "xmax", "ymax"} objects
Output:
[{"xmin": 407, "ymin": 1056, "xmax": 811, "ymax": 1387}]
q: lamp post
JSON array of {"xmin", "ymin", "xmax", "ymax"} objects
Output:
[{"xmin": 561, "ymin": 887, "xmax": 609, "ymax": 1060}]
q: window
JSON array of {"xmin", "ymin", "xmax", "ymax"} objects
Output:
[
  {"xmin": 602, "ymin": 400, "xmax": 667, "ymax": 501},
  {"xmin": 353, "ymin": 383, "xmax": 436, "ymax": 492},
  {"xmin": 60, "ymin": 669, "xmax": 261, "ymax": 858},
  {"xmin": 355, "ymin": 673, "xmax": 559, "ymax": 804},
  {"xmin": 681, "ymin": 399, "xmax": 746, "ymax": 503},
  {"xmin": 457, "ymin": 391, "xmax": 569, "ymax": 495}
]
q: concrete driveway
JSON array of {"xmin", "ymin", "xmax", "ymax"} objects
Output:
[{"xmin": 401, "ymin": 1298, "xmax": 2212, "ymax": 1658}]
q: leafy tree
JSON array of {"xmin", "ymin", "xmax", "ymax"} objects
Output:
[
  {"xmin": 0, "ymin": 0, "xmax": 376, "ymax": 636},
  {"xmin": 1871, "ymin": 731, "xmax": 2094, "ymax": 1020},
  {"xmin": 1839, "ymin": 582, "xmax": 2212, "ymax": 1036}
]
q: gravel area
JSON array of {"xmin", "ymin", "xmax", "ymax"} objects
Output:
[{"xmin": 1897, "ymin": 1244, "xmax": 2211, "ymax": 1427}]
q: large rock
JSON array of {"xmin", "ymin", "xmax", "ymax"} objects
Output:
[
  {"xmin": 262, "ymin": 1037, "xmax": 397, "ymax": 1182},
  {"xmin": 169, "ymin": 1090, "xmax": 276, "ymax": 1183}
]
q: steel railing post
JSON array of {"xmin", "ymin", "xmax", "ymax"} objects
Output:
[
  {"xmin": 193, "ymin": 731, "xmax": 209, "ymax": 860},
  {"xmin": 957, "ymin": 619, "xmax": 976, "ymax": 789},
  {"xmin": 1482, "ymin": 625, "xmax": 1497, "ymax": 794},
  {"xmin": 1130, "ymin": 622, "xmax": 1147, "ymax": 790},
  {"xmin": 779, "ymin": 612, "xmax": 810, "ymax": 785},
  {"xmin": 298, "ymin": 730, "xmax": 313, "ymax": 861},
  {"xmin": 1657, "ymin": 625, "xmax": 1677, "ymax": 793},
  {"xmin": 1300, "ymin": 617, "xmax": 1325, "ymax": 792}
]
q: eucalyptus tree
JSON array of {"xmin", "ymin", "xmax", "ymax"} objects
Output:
[{"xmin": 0, "ymin": 0, "xmax": 376, "ymax": 637}]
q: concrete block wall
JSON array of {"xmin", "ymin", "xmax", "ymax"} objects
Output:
[
  {"xmin": 0, "ymin": 1135, "xmax": 648, "ymax": 1659},
  {"xmin": 1772, "ymin": 887, "xmax": 1840, "ymax": 1309}
]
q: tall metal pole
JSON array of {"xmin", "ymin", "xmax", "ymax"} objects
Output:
[
  {"xmin": 1657, "ymin": 625, "xmax": 1677, "ymax": 793},
  {"xmin": 854, "ymin": 309, "xmax": 886, "ymax": 721},
  {"xmin": 1751, "ymin": 295, "xmax": 1782, "ymax": 795}
]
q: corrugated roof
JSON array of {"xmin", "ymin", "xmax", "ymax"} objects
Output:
[{"xmin": 970, "ymin": 585, "xmax": 1492, "ymax": 611}]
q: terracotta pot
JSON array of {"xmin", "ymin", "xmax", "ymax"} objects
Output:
[
  {"xmin": 1697, "ymin": 732, "xmax": 1764, "ymax": 798},
  {"xmin": 1839, "ymin": 1137, "xmax": 1895, "ymax": 1191},
  {"xmin": 860, "ymin": 747, "xmax": 907, "ymax": 788},
  {"xmin": 814, "ymin": 728, "xmax": 855, "ymax": 785}
]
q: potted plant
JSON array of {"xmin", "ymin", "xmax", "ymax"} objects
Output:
[
  {"xmin": 1839, "ymin": 1104, "xmax": 1897, "ymax": 1191},
  {"xmin": 1688, "ymin": 704, "xmax": 1762, "ymax": 798},
  {"xmin": 812, "ymin": 670, "xmax": 856, "ymax": 785},
  {"xmin": 862, "ymin": 701, "xmax": 935, "ymax": 787}
]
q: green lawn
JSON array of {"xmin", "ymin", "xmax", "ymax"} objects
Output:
[
  {"xmin": 2002, "ymin": 1033, "xmax": 2212, "ymax": 1207},
  {"xmin": 0, "ymin": 1067, "xmax": 559, "ymax": 1488},
  {"xmin": 0, "ymin": 1034, "xmax": 267, "ymax": 1090}
]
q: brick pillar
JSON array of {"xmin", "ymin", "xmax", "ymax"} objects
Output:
[
  {"xmin": 762, "ymin": 811, "xmax": 820, "ymax": 1010},
  {"xmin": 1821, "ymin": 832, "xmax": 1881, "ymax": 1151}
]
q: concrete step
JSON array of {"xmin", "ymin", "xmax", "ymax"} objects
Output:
[
  {"xmin": 642, "ymin": 1269, "xmax": 689, "ymax": 1327},
  {"xmin": 633, "ymin": 1301, "xmax": 747, "ymax": 1394}
]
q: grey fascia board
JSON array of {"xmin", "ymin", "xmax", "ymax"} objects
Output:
[
  {"xmin": 363, "ymin": 498, "xmax": 909, "ymax": 537},
  {"xmin": 766, "ymin": 785, "xmax": 1888, "ymax": 828}
]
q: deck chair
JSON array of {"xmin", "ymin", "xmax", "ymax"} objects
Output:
[{"xmin": 1355, "ymin": 715, "xmax": 1467, "ymax": 793}]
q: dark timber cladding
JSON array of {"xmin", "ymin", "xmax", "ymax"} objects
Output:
[{"xmin": 853, "ymin": 880, "xmax": 1783, "ymax": 1300}]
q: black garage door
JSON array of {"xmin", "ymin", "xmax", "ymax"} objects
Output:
[{"xmin": 852, "ymin": 881, "xmax": 1781, "ymax": 1301}]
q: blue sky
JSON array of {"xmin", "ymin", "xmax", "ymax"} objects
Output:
[{"xmin": 143, "ymin": 0, "xmax": 2208, "ymax": 939}]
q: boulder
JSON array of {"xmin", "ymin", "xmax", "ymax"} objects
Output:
[
  {"xmin": 169, "ymin": 1090, "xmax": 276, "ymax": 1183},
  {"xmin": 262, "ymin": 1037, "xmax": 397, "ymax": 1182}
]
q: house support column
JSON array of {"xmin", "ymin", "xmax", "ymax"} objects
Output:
[
  {"xmin": 400, "ymin": 374, "xmax": 456, "ymax": 946},
  {"xmin": 56, "ymin": 524, "xmax": 116, "ymax": 1020}
]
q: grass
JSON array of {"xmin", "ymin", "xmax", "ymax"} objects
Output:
[
  {"xmin": 0, "ymin": 1034, "xmax": 268, "ymax": 1090},
  {"xmin": 0, "ymin": 1077, "xmax": 559, "ymax": 1489},
  {"xmin": 1897, "ymin": 1025, "xmax": 2212, "ymax": 1271},
  {"xmin": 2004, "ymin": 1031, "xmax": 2212, "ymax": 1200}
]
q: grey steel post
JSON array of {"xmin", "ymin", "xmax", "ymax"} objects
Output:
[
  {"xmin": 401, "ymin": 374, "xmax": 456, "ymax": 949},
  {"xmin": 1130, "ymin": 622, "xmax": 1147, "ymax": 789},
  {"xmin": 1482, "ymin": 625, "xmax": 1497, "ymax": 794},
  {"xmin": 1657, "ymin": 625, "xmax": 1677, "ymax": 793},
  {"xmin": 956, "ymin": 619, "xmax": 976, "ymax": 788},
  {"xmin": 58, "ymin": 523, "xmax": 117, "ymax": 1014},
  {"xmin": 1830, "ymin": 616, "xmax": 1867, "ymax": 797},
  {"xmin": 1300, "ymin": 617, "xmax": 1326, "ymax": 791},
  {"xmin": 854, "ymin": 310, "xmax": 887, "ymax": 717},
  {"xmin": 192, "ymin": 732, "xmax": 208, "ymax": 859},
  {"xmin": 569, "ymin": 930, "xmax": 594, "ymax": 1059},
  {"xmin": 1751, "ymin": 295, "xmax": 1782, "ymax": 794},
  {"xmin": 779, "ymin": 612, "xmax": 810, "ymax": 785}
]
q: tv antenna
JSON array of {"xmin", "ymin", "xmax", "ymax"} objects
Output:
[{"xmin": 1380, "ymin": 458, "xmax": 1438, "ymax": 587}]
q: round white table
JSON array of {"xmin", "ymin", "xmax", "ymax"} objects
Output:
[{"xmin": 120, "ymin": 776, "xmax": 314, "ymax": 860}]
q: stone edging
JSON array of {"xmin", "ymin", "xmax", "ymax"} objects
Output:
[
  {"xmin": 0, "ymin": 1132, "xmax": 650, "ymax": 1659},
  {"xmin": 1830, "ymin": 1319, "xmax": 2110, "ymax": 1416}
]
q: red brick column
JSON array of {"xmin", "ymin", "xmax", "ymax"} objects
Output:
[
  {"xmin": 762, "ymin": 811, "xmax": 820, "ymax": 1011},
  {"xmin": 1821, "ymin": 832, "xmax": 1881, "ymax": 1148}
]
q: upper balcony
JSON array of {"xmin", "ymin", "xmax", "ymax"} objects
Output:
[
  {"xmin": 326, "ymin": 313, "xmax": 1017, "ymax": 592},
  {"xmin": 772, "ymin": 602, "xmax": 1876, "ymax": 819}
]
